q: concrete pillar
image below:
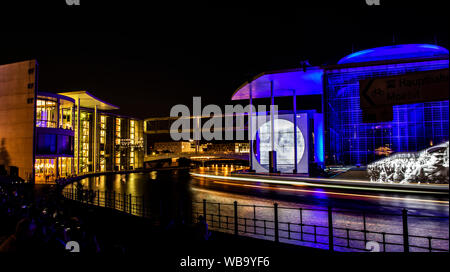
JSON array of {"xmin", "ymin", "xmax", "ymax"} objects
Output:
[
  {"xmin": 270, "ymin": 81, "xmax": 275, "ymax": 152},
  {"xmin": 56, "ymin": 98, "xmax": 60, "ymax": 129},
  {"xmin": 56, "ymin": 98, "xmax": 60, "ymax": 179},
  {"xmin": 249, "ymin": 82, "xmax": 253, "ymax": 171},
  {"xmin": 56, "ymin": 157, "xmax": 59, "ymax": 179},
  {"xmin": 269, "ymin": 81, "xmax": 277, "ymax": 173},
  {"xmin": 293, "ymin": 89, "xmax": 298, "ymax": 174}
]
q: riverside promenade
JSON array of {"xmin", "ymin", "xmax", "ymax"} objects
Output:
[
  {"xmin": 49, "ymin": 168, "xmax": 324, "ymax": 255},
  {"xmin": 60, "ymin": 193, "xmax": 324, "ymax": 255}
]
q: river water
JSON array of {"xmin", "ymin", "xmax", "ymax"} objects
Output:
[{"xmin": 66, "ymin": 166, "xmax": 449, "ymax": 252}]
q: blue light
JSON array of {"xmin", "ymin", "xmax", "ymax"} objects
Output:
[
  {"xmin": 232, "ymin": 68, "xmax": 323, "ymax": 100},
  {"xmin": 342, "ymin": 49, "xmax": 375, "ymax": 60},
  {"xmin": 314, "ymin": 113, "xmax": 325, "ymax": 164},
  {"xmin": 326, "ymin": 59, "xmax": 449, "ymax": 166},
  {"xmin": 338, "ymin": 44, "xmax": 449, "ymax": 64},
  {"xmin": 419, "ymin": 44, "xmax": 441, "ymax": 50},
  {"xmin": 312, "ymin": 188, "xmax": 328, "ymax": 200}
]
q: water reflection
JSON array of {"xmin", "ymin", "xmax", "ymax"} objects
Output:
[
  {"xmin": 70, "ymin": 170, "xmax": 193, "ymax": 226},
  {"xmin": 64, "ymin": 165, "xmax": 449, "ymax": 252}
]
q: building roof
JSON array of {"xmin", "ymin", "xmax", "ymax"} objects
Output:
[
  {"xmin": 338, "ymin": 44, "xmax": 449, "ymax": 64},
  {"xmin": 38, "ymin": 91, "xmax": 76, "ymax": 103},
  {"xmin": 231, "ymin": 67, "xmax": 323, "ymax": 100},
  {"xmin": 58, "ymin": 91, "xmax": 119, "ymax": 110}
]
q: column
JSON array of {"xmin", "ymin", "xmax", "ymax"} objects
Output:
[
  {"xmin": 77, "ymin": 98, "xmax": 80, "ymax": 174},
  {"xmin": 72, "ymin": 104, "xmax": 75, "ymax": 175},
  {"xmin": 93, "ymin": 105, "xmax": 98, "ymax": 172},
  {"xmin": 269, "ymin": 81, "xmax": 277, "ymax": 173},
  {"xmin": 56, "ymin": 157, "xmax": 59, "ymax": 179},
  {"xmin": 57, "ymin": 98, "xmax": 60, "ymax": 129},
  {"xmin": 56, "ymin": 98, "xmax": 60, "ymax": 179},
  {"xmin": 270, "ymin": 80, "xmax": 275, "ymax": 152},
  {"xmin": 249, "ymin": 82, "xmax": 253, "ymax": 171},
  {"xmin": 293, "ymin": 89, "xmax": 298, "ymax": 174}
]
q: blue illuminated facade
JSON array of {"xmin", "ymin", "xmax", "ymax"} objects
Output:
[
  {"xmin": 233, "ymin": 44, "xmax": 449, "ymax": 170},
  {"xmin": 324, "ymin": 44, "xmax": 449, "ymax": 165}
]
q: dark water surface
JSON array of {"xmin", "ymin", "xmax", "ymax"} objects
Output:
[{"xmin": 65, "ymin": 166, "xmax": 449, "ymax": 252}]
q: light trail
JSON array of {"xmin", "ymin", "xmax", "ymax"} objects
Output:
[
  {"xmin": 199, "ymin": 166, "xmax": 449, "ymax": 187},
  {"xmin": 207, "ymin": 180, "xmax": 449, "ymax": 206},
  {"xmin": 191, "ymin": 172, "xmax": 449, "ymax": 199},
  {"xmin": 191, "ymin": 172, "xmax": 448, "ymax": 195}
]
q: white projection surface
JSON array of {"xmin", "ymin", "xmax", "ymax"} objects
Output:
[{"xmin": 252, "ymin": 114, "xmax": 309, "ymax": 173}]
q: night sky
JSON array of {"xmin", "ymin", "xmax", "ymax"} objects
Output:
[{"xmin": 1, "ymin": 1, "xmax": 448, "ymax": 119}]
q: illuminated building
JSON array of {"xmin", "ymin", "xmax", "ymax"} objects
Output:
[
  {"xmin": 0, "ymin": 60, "xmax": 144, "ymax": 183},
  {"xmin": 153, "ymin": 141, "xmax": 197, "ymax": 154},
  {"xmin": 232, "ymin": 67, "xmax": 325, "ymax": 174},
  {"xmin": 324, "ymin": 44, "xmax": 449, "ymax": 165},
  {"xmin": 144, "ymin": 115, "xmax": 251, "ymax": 156},
  {"xmin": 232, "ymin": 44, "xmax": 449, "ymax": 173}
]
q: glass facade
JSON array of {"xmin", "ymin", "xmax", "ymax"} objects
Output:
[
  {"xmin": 325, "ymin": 59, "xmax": 449, "ymax": 165},
  {"xmin": 80, "ymin": 111, "xmax": 91, "ymax": 173},
  {"xmin": 36, "ymin": 133, "xmax": 57, "ymax": 154},
  {"xmin": 115, "ymin": 117, "xmax": 121, "ymax": 169},
  {"xmin": 36, "ymin": 97, "xmax": 58, "ymax": 128},
  {"xmin": 99, "ymin": 115, "xmax": 107, "ymax": 172},
  {"xmin": 59, "ymin": 105, "xmax": 73, "ymax": 130},
  {"xmin": 35, "ymin": 158, "xmax": 56, "ymax": 182},
  {"xmin": 130, "ymin": 120, "xmax": 135, "ymax": 169},
  {"xmin": 33, "ymin": 92, "xmax": 144, "ymax": 182},
  {"xmin": 34, "ymin": 157, "xmax": 73, "ymax": 182},
  {"xmin": 36, "ymin": 95, "xmax": 74, "ymax": 129},
  {"xmin": 35, "ymin": 94, "xmax": 76, "ymax": 182},
  {"xmin": 35, "ymin": 133, "xmax": 73, "ymax": 155}
]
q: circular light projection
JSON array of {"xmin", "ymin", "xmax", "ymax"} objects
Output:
[{"xmin": 254, "ymin": 119, "xmax": 305, "ymax": 169}]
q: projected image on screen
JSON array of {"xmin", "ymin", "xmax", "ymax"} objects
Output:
[{"xmin": 256, "ymin": 119, "xmax": 305, "ymax": 170}]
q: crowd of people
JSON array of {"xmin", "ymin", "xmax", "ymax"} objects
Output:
[
  {"xmin": 0, "ymin": 182, "xmax": 101, "ymax": 253},
  {"xmin": 367, "ymin": 142, "xmax": 449, "ymax": 184},
  {"xmin": 0, "ymin": 180, "xmax": 214, "ymax": 253}
]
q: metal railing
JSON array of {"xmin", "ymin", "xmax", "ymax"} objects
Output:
[
  {"xmin": 192, "ymin": 200, "xmax": 449, "ymax": 252},
  {"xmin": 62, "ymin": 187, "xmax": 151, "ymax": 219},
  {"xmin": 61, "ymin": 187, "xmax": 449, "ymax": 252}
]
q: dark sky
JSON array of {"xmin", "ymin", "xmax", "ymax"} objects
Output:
[{"xmin": 0, "ymin": 1, "xmax": 448, "ymax": 118}]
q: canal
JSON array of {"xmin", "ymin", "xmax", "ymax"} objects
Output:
[{"xmin": 65, "ymin": 165, "xmax": 449, "ymax": 252}]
